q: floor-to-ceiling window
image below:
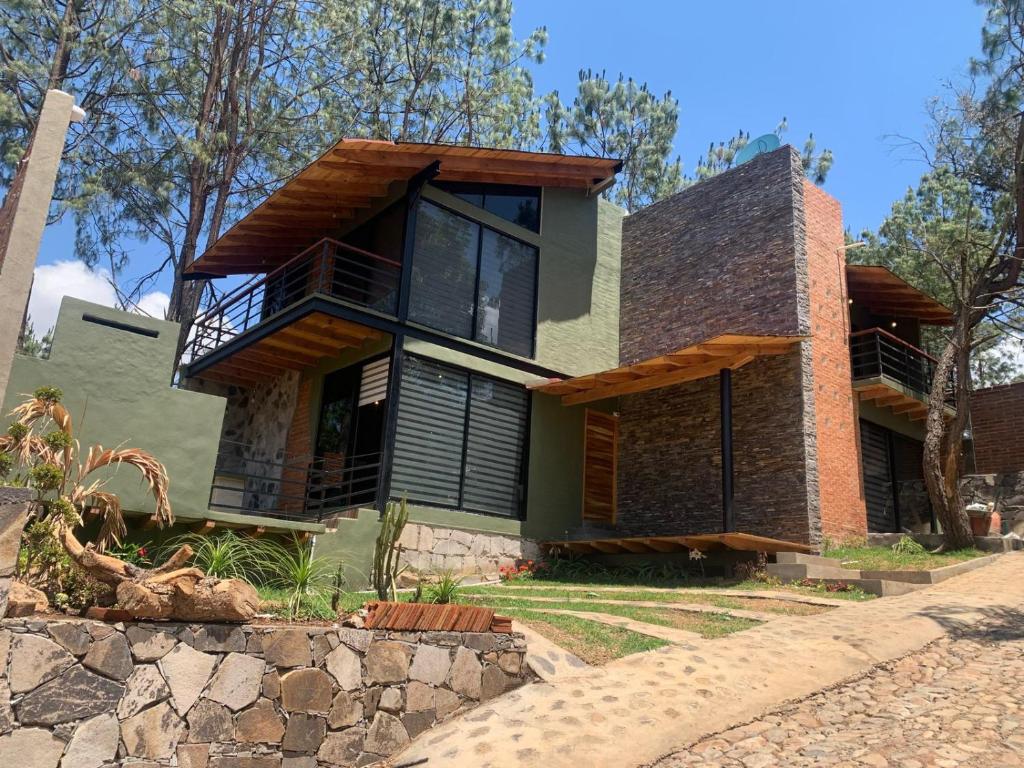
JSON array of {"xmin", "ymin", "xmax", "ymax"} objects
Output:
[{"xmin": 408, "ymin": 200, "xmax": 538, "ymax": 358}]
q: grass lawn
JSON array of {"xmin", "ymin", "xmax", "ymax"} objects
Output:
[
  {"xmin": 471, "ymin": 595, "xmax": 761, "ymax": 638},
  {"xmin": 822, "ymin": 545, "xmax": 986, "ymax": 572},
  {"xmin": 461, "ymin": 584, "xmax": 833, "ymax": 615},
  {"xmin": 497, "ymin": 609, "xmax": 668, "ymax": 665}
]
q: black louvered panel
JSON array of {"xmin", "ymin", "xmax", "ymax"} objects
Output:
[
  {"xmin": 390, "ymin": 357, "xmax": 467, "ymax": 507},
  {"xmin": 860, "ymin": 420, "xmax": 897, "ymax": 533},
  {"xmin": 463, "ymin": 377, "xmax": 529, "ymax": 516}
]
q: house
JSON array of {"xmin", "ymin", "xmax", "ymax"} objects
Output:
[{"xmin": 4, "ymin": 138, "xmax": 956, "ymax": 579}]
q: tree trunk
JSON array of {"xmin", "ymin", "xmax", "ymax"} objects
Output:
[
  {"xmin": 58, "ymin": 524, "xmax": 260, "ymax": 622},
  {"xmin": 922, "ymin": 316, "xmax": 974, "ymax": 550}
]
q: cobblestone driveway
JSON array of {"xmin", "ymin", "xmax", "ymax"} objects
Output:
[{"xmin": 655, "ymin": 612, "xmax": 1024, "ymax": 768}]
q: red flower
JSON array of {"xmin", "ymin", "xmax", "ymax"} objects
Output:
[{"xmin": 138, "ymin": 548, "xmax": 147, "ymax": 557}]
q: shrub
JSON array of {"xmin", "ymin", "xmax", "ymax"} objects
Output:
[
  {"xmin": 892, "ymin": 536, "xmax": 926, "ymax": 556},
  {"xmin": 264, "ymin": 534, "xmax": 337, "ymax": 620},
  {"xmin": 163, "ymin": 530, "xmax": 273, "ymax": 580},
  {"xmin": 425, "ymin": 570, "xmax": 462, "ymax": 604}
]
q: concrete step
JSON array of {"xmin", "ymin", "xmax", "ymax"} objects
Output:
[
  {"xmin": 774, "ymin": 552, "xmax": 840, "ymax": 567},
  {"xmin": 766, "ymin": 562, "xmax": 862, "ymax": 581}
]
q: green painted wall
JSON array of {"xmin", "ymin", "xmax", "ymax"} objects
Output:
[
  {"xmin": 859, "ymin": 401, "xmax": 927, "ymax": 441},
  {"xmin": 312, "ymin": 509, "xmax": 381, "ymax": 589},
  {"xmin": 2, "ymin": 298, "xmax": 227, "ymax": 520}
]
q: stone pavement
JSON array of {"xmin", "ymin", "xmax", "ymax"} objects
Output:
[
  {"xmin": 395, "ymin": 552, "xmax": 1024, "ymax": 768},
  {"xmin": 654, "ymin": 617, "xmax": 1024, "ymax": 767}
]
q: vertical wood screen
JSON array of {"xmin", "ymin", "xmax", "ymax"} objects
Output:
[{"xmin": 582, "ymin": 410, "xmax": 618, "ymax": 525}]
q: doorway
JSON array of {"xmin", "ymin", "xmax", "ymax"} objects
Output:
[{"xmin": 309, "ymin": 357, "xmax": 388, "ymax": 512}]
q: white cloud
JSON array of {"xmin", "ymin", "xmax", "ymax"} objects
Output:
[
  {"xmin": 28, "ymin": 260, "xmax": 117, "ymax": 333},
  {"xmin": 136, "ymin": 291, "xmax": 170, "ymax": 320},
  {"xmin": 27, "ymin": 260, "xmax": 170, "ymax": 333}
]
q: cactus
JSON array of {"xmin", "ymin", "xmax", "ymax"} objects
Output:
[{"xmin": 371, "ymin": 497, "xmax": 409, "ymax": 601}]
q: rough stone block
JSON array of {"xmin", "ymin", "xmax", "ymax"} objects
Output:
[
  {"xmin": 9, "ymin": 632, "xmax": 75, "ymax": 693},
  {"xmin": 187, "ymin": 699, "xmax": 234, "ymax": 742},
  {"xmin": 206, "ymin": 652, "xmax": 265, "ymax": 711},
  {"xmin": 83, "ymin": 631, "xmax": 134, "ymax": 681},
  {"xmin": 364, "ymin": 641, "xmax": 412, "ymax": 684},
  {"xmin": 0, "ymin": 726, "xmax": 65, "ymax": 768},
  {"xmin": 15, "ymin": 664, "xmax": 124, "ymax": 725},
  {"xmin": 408, "ymin": 643, "xmax": 451, "ymax": 686},
  {"xmin": 234, "ymin": 698, "xmax": 285, "ymax": 744},
  {"xmin": 448, "ymin": 646, "xmax": 482, "ymax": 700},
  {"xmin": 325, "ymin": 642, "xmax": 361, "ymax": 691},
  {"xmin": 121, "ymin": 700, "xmax": 186, "ymax": 760},
  {"xmin": 282, "ymin": 712, "xmax": 326, "ymax": 753},
  {"xmin": 194, "ymin": 625, "xmax": 246, "ymax": 653},
  {"xmin": 46, "ymin": 622, "xmax": 91, "ymax": 656},
  {"xmin": 126, "ymin": 625, "xmax": 178, "ymax": 662},
  {"xmin": 279, "ymin": 668, "xmax": 333, "ymax": 714},
  {"xmin": 317, "ymin": 728, "xmax": 366, "ymax": 766},
  {"xmin": 117, "ymin": 664, "xmax": 172, "ymax": 719},
  {"xmin": 364, "ymin": 711, "xmax": 410, "ymax": 755},
  {"xmin": 328, "ymin": 690, "xmax": 362, "ymax": 729},
  {"xmin": 262, "ymin": 629, "xmax": 312, "ymax": 669},
  {"xmin": 60, "ymin": 713, "xmax": 120, "ymax": 768},
  {"xmin": 405, "ymin": 681, "xmax": 434, "ymax": 712},
  {"xmin": 160, "ymin": 642, "xmax": 218, "ymax": 714}
]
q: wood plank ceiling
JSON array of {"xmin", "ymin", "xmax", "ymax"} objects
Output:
[
  {"xmin": 193, "ymin": 312, "xmax": 383, "ymax": 387},
  {"xmin": 846, "ymin": 265, "xmax": 953, "ymax": 325},
  {"xmin": 189, "ymin": 139, "xmax": 621, "ymax": 277},
  {"xmin": 530, "ymin": 334, "xmax": 806, "ymax": 406}
]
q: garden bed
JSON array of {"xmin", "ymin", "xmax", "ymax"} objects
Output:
[{"xmin": 822, "ymin": 545, "xmax": 987, "ymax": 572}]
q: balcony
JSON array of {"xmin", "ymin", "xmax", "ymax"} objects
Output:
[
  {"xmin": 850, "ymin": 328, "xmax": 955, "ymax": 420},
  {"xmin": 183, "ymin": 238, "xmax": 399, "ymax": 380},
  {"xmin": 209, "ymin": 440, "xmax": 382, "ymax": 522}
]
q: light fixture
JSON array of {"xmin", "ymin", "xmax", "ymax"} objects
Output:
[{"xmin": 890, "ymin": 321, "xmax": 898, "ymax": 328}]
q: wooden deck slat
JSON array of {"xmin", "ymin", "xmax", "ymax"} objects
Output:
[{"xmin": 543, "ymin": 531, "xmax": 812, "ymax": 555}]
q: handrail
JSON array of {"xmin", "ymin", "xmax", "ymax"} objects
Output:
[
  {"xmin": 194, "ymin": 237, "xmax": 401, "ymax": 326},
  {"xmin": 850, "ymin": 327, "xmax": 937, "ymax": 364}
]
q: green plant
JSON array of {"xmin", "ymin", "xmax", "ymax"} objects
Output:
[
  {"xmin": 330, "ymin": 563, "xmax": 345, "ymax": 614},
  {"xmin": 892, "ymin": 536, "xmax": 927, "ymax": 556},
  {"xmin": 163, "ymin": 530, "xmax": 271, "ymax": 580},
  {"xmin": 371, "ymin": 497, "xmax": 409, "ymax": 601},
  {"xmin": 264, "ymin": 535, "xmax": 337, "ymax": 620},
  {"xmin": 425, "ymin": 570, "xmax": 462, "ymax": 604},
  {"xmin": 107, "ymin": 541, "xmax": 154, "ymax": 568}
]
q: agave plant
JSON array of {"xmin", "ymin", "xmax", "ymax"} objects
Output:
[
  {"xmin": 264, "ymin": 534, "xmax": 337, "ymax": 620},
  {"xmin": 0, "ymin": 387, "xmax": 172, "ymax": 551}
]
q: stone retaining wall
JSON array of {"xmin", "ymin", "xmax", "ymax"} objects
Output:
[
  {"xmin": 0, "ymin": 618, "xmax": 531, "ymax": 767},
  {"xmin": 397, "ymin": 522, "xmax": 541, "ymax": 580}
]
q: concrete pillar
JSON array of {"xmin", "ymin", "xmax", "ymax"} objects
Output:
[{"xmin": 0, "ymin": 89, "xmax": 81, "ymax": 402}]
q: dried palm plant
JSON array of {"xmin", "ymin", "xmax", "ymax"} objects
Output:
[{"xmin": 0, "ymin": 387, "xmax": 172, "ymax": 550}]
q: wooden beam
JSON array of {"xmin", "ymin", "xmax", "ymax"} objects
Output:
[
  {"xmin": 641, "ymin": 538, "xmax": 682, "ymax": 553},
  {"xmin": 616, "ymin": 540, "xmax": 656, "ymax": 554},
  {"xmin": 589, "ymin": 540, "xmax": 626, "ymax": 554},
  {"xmin": 562, "ymin": 354, "xmax": 756, "ymax": 406},
  {"xmin": 192, "ymin": 520, "xmax": 216, "ymax": 534}
]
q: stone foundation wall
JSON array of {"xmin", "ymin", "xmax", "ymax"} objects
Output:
[
  {"xmin": 962, "ymin": 472, "xmax": 1024, "ymax": 533},
  {"xmin": 398, "ymin": 522, "xmax": 541, "ymax": 580},
  {"xmin": 0, "ymin": 618, "xmax": 531, "ymax": 767}
]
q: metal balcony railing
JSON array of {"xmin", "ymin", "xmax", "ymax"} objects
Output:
[
  {"xmin": 185, "ymin": 238, "xmax": 401, "ymax": 364},
  {"xmin": 850, "ymin": 328, "xmax": 955, "ymax": 403},
  {"xmin": 209, "ymin": 440, "xmax": 382, "ymax": 522}
]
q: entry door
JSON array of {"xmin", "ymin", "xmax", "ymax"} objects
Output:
[
  {"xmin": 582, "ymin": 410, "xmax": 618, "ymax": 526},
  {"xmin": 859, "ymin": 419, "xmax": 897, "ymax": 532}
]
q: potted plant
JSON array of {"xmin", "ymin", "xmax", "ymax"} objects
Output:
[{"xmin": 966, "ymin": 502, "xmax": 1000, "ymax": 537}]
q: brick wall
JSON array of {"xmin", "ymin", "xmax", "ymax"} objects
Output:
[
  {"xmin": 972, "ymin": 382, "xmax": 1024, "ymax": 474},
  {"xmin": 616, "ymin": 147, "xmax": 822, "ymax": 544},
  {"xmin": 803, "ymin": 180, "xmax": 867, "ymax": 542},
  {"xmin": 281, "ymin": 376, "xmax": 315, "ymax": 512}
]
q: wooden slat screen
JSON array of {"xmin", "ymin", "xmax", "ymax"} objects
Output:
[{"xmin": 583, "ymin": 410, "xmax": 618, "ymax": 525}]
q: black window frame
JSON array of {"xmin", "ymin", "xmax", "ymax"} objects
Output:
[
  {"xmin": 432, "ymin": 180, "xmax": 541, "ymax": 233},
  {"xmin": 410, "ymin": 198, "xmax": 540, "ymax": 359},
  {"xmin": 390, "ymin": 354, "xmax": 531, "ymax": 520}
]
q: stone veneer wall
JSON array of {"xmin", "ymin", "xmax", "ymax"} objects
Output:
[
  {"xmin": 615, "ymin": 146, "xmax": 821, "ymax": 544},
  {"xmin": 616, "ymin": 353, "xmax": 815, "ymax": 542},
  {"xmin": 189, "ymin": 373, "xmax": 301, "ymax": 511},
  {"xmin": 397, "ymin": 522, "xmax": 541, "ymax": 579},
  {"xmin": 0, "ymin": 619, "xmax": 530, "ymax": 768}
]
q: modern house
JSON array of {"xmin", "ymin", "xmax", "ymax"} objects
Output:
[{"xmin": 3, "ymin": 138, "xmax": 957, "ymax": 579}]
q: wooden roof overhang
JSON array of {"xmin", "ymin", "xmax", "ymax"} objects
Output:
[
  {"xmin": 846, "ymin": 265, "xmax": 954, "ymax": 325},
  {"xmin": 188, "ymin": 139, "xmax": 622, "ymax": 277},
  {"xmin": 542, "ymin": 532, "xmax": 812, "ymax": 555},
  {"xmin": 529, "ymin": 334, "xmax": 806, "ymax": 405},
  {"xmin": 190, "ymin": 310, "xmax": 384, "ymax": 388}
]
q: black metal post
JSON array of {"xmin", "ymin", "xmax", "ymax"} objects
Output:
[
  {"xmin": 720, "ymin": 368, "xmax": 735, "ymax": 533},
  {"xmin": 374, "ymin": 161, "xmax": 438, "ymax": 513}
]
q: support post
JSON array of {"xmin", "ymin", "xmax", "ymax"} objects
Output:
[
  {"xmin": 720, "ymin": 368, "xmax": 735, "ymax": 532},
  {"xmin": 0, "ymin": 90, "xmax": 82, "ymax": 402}
]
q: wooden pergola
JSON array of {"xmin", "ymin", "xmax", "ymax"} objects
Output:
[
  {"xmin": 187, "ymin": 139, "xmax": 622, "ymax": 277},
  {"xmin": 530, "ymin": 333, "xmax": 805, "ymax": 533}
]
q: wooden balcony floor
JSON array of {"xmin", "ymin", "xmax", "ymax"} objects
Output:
[
  {"xmin": 192, "ymin": 310, "xmax": 384, "ymax": 386},
  {"xmin": 854, "ymin": 375, "xmax": 930, "ymax": 421}
]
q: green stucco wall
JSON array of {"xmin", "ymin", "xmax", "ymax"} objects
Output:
[
  {"xmin": 859, "ymin": 401, "xmax": 927, "ymax": 441},
  {"xmin": 312, "ymin": 508, "xmax": 382, "ymax": 590},
  {"xmin": 2, "ymin": 298, "xmax": 227, "ymax": 520}
]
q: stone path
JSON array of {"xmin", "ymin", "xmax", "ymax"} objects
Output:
[
  {"xmin": 466, "ymin": 593, "xmax": 779, "ymax": 622},
  {"xmin": 511, "ymin": 622, "xmax": 592, "ymax": 682},
  {"xmin": 526, "ymin": 608, "xmax": 704, "ymax": 644},
  {"xmin": 654, "ymin": 615, "xmax": 1024, "ymax": 767},
  {"xmin": 396, "ymin": 553, "xmax": 1024, "ymax": 768},
  {"xmin": 487, "ymin": 583, "xmax": 851, "ymax": 607}
]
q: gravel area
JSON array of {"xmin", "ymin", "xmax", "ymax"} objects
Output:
[{"xmin": 654, "ymin": 614, "xmax": 1024, "ymax": 767}]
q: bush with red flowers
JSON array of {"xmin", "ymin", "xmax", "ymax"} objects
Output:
[{"xmin": 498, "ymin": 559, "xmax": 549, "ymax": 582}]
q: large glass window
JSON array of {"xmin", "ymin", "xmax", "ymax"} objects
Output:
[
  {"xmin": 433, "ymin": 181, "xmax": 540, "ymax": 232},
  {"xmin": 390, "ymin": 356, "xmax": 529, "ymax": 517},
  {"xmin": 409, "ymin": 200, "xmax": 539, "ymax": 357}
]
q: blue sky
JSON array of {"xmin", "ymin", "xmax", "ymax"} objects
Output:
[{"xmin": 31, "ymin": 0, "xmax": 989, "ymax": 329}]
